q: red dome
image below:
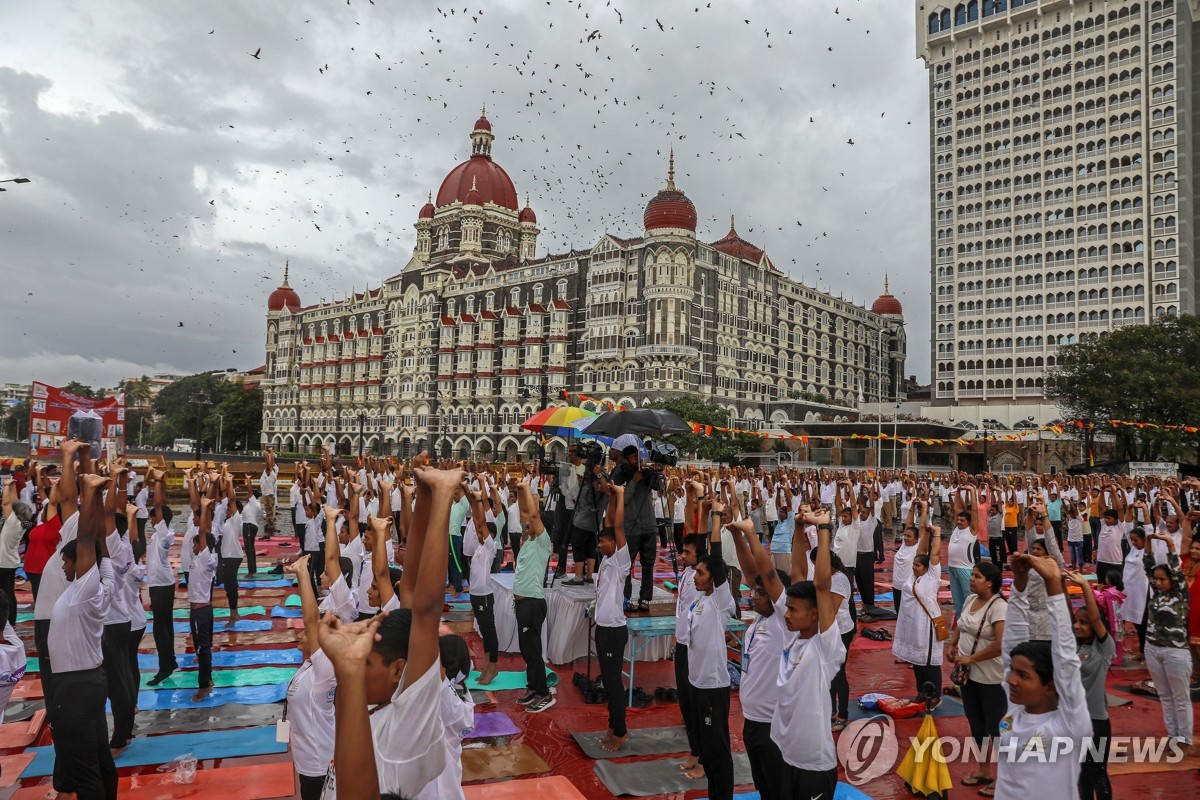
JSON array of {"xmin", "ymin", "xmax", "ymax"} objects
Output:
[
  {"xmin": 519, "ymin": 204, "xmax": 537, "ymax": 223},
  {"xmin": 644, "ymin": 189, "xmax": 697, "ymax": 232},
  {"xmin": 418, "ymin": 198, "xmax": 435, "ymax": 219},
  {"xmin": 711, "ymin": 217, "xmax": 763, "ymax": 263},
  {"xmin": 268, "ymin": 285, "xmax": 301, "ymax": 313},
  {"xmin": 473, "ymin": 115, "xmax": 492, "ymax": 132},
  {"xmin": 872, "ymin": 292, "xmax": 903, "ymax": 316},
  {"xmin": 436, "ymin": 155, "xmax": 518, "ymax": 210}
]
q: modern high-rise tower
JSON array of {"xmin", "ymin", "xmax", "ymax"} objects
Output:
[{"xmin": 915, "ymin": 0, "xmax": 1192, "ymax": 424}]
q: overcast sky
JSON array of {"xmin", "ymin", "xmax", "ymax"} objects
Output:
[{"xmin": 0, "ymin": 0, "xmax": 931, "ymax": 390}]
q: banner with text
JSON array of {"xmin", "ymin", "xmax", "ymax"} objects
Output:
[{"xmin": 28, "ymin": 382, "xmax": 125, "ymax": 459}]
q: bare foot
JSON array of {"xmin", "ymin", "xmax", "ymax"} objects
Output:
[
  {"xmin": 679, "ymin": 755, "xmax": 699, "ymax": 771},
  {"xmin": 191, "ymin": 684, "xmax": 213, "ymax": 703},
  {"xmin": 683, "ymin": 764, "xmax": 705, "ymax": 781},
  {"xmin": 601, "ymin": 733, "xmax": 629, "ymax": 752}
]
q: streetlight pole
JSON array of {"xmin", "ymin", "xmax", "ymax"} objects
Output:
[
  {"xmin": 876, "ymin": 328, "xmax": 884, "ymax": 466},
  {"xmin": 357, "ymin": 411, "xmax": 366, "ymax": 461},
  {"xmin": 139, "ymin": 416, "xmax": 144, "ymax": 448},
  {"xmin": 0, "ymin": 178, "xmax": 31, "ymax": 193},
  {"xmin": 191, "ymin": 392, "xmax": 211, "ymax": 461},
  {"xmin": 216, "ymin": 414, "xmax": 225, "ymax": 453}
]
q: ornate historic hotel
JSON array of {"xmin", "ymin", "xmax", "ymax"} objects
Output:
[{"xmin": 261, "ymin": 111, "xmax": 908, "ymax": 461}]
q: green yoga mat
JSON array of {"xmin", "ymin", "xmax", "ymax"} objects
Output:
[
  {"xmin": 466, "ymin": 667, "xmax": 558, "ymax": 691},
  {"xmin": 159, "ymin": 605, "xmax": 268, "ymax": 620},
  {"xmin": 285, "ymin": 595, "xmax": 302, "ymax": 607},
  {"xmin": 139, "ymin": 666, "xmax": 297, "ymax": 690}
]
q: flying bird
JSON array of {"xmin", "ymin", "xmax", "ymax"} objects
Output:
[
  {"xmin": 655, "ymin": 18, "xmax": 664, "ymax": 31},
  {"xmin": 248, "ymin": 47, "xmax": 261, "ymax": 59}
]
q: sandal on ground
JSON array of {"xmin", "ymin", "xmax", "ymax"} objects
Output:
[
  {"xmin": 831, "ymin": 718, "xmax": 848, "ymax": 733},
  {"xmin": 961, "ymin": 775, "xmax": 991, "ymax": 787},
  {"xmin": 978, "ymin": 783, "xmax": 996, "ymax": 797}
]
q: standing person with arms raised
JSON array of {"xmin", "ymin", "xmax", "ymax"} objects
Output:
[
  {"xmin": 282, "ymin": 555, "xmax": 336, "ymax": 800},
  {"xmin": 462, "ymin": 480, "xmax": 499, "ymax": 685},
  {"xmin": 260, "ymin": 448, "xmax": 279, "ymax": 536},
  {"xmin": 685, "ymin": 492, "xmax": 736, "ymax": 799},
  {"xmin": 513, "ymin": 474, "xmax": 555, "ymax": 712},
  {"xmin": 189, "ymin": 496, "xmax": 220, "ymax": 703},
  {"xmin": 242, "ymin": 480, "xmax": 265, "ymax": 574},
  {"xmin": 771, "ymin": 508, "xmax": 844, "ymax": 800},
  {"xmin": 593, "ymin": 478, "xmax": 631, "ymax": 751},
  {"xmin": 144, "ymin": 470, "xmax": 177, "ymax": 686},
  {"xmin": 1066, "ymin": 569, "xmax": 1115, "ymax": 800},
  {"xmin": 1141, "ymin": 530, "xmax": 1193, "ymax": 746},
  {"xmin": 674, "ymin": 477, "xmax": 709, "ymax": 781},
  {"xmin": 894, "ymin": 515, "xmax": 945, "ymax": 706}
]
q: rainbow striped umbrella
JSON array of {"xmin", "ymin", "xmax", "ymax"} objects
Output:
[{"xmin": 519, "ymin": 406, "xmax": 597, "ymax": 438}]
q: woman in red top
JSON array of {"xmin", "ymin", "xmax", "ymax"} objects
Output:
[{"xmin": 23, "ymin": 486, "xmax": 61, "ymax": 601}]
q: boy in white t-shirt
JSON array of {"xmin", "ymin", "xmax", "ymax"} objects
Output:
[
  {"xmin": 317, "ymin": 458, "xmax": 462, "ymax": 800},
  {"xmin": 462, "ymin": 482, "xmax": 500, "ymax": 685},
  {"xmin": 189, "ymin": 497, "xmax": 221, "ymax": 703}
]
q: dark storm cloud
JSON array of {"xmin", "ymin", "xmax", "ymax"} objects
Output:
[{"xmin": 0, "ymin": 0, "xmax": 930, "ymax": 388}]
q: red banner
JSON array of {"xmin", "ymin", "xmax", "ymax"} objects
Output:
[{"xmin": 28, "ymin": 382, "xmax": 125, "ymax": 459}]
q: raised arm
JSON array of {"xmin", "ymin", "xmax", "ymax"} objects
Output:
[
  {"xmin": 323, "ymin": 505, "xmax": 343, "ymax": 583},
  {"xmin": 811, "ymin": 509, "xmax": 837, "ymax": 633},
  {"xmin": 405, "ymin": 465, "xmax": 462, "ymax": 688},
  {"xmin": 607, "ymin": 483, "xmax": 626, "ymax": 549},
  {"xmin": 287, "ymin": 555, "xmax": 320, "ymax": 652},
  {"xmin": 369, "ymin": 518, "xmax": 394, "ymax": 609}
]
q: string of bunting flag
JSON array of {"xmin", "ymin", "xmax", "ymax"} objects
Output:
[{"xmin": 554, "ymin": 391, "xmax": 1200, "ymax": 447}]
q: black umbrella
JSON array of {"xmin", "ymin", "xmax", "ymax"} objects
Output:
[{"xmin": 578, "ymin": 408, "xmax": 692, "ymax": 437}]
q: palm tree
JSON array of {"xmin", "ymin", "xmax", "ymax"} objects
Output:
[{"xmin": 122, "ymin": 376, "xmax": 153, "ymax": 410}]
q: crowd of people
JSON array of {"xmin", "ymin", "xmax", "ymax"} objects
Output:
[{"xmin": 0, "ymin": 442, "xmax": 1197, "ymax": 800}]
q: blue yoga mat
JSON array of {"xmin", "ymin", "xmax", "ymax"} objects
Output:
[
  {"xmin": 855, "ymin": 592, "xmax": 894, "ymax": 603},
  {"xmin": 270, "ymin": 606, "xmax": 304, "ymax": 618},
  {"xmin": 21, "ymin": 725, "xmax": 288, "ymax": 777},
  {"xmin": 135, "ymin": 649, "xmax": 303, "ymax": 670},
  {"xmin": 240, "ymin": 579, "xmax": 295, "ymax": 588},
  {"xmin": 131, "ymin": 682, "xmax": 288, "ymax": 711},
  {"xmin": 146, "ymin": 619, "xmax": 275, "ymax": 634},
  {"xmin": 714, "ymin": 786, "xmax": 871, "ymax": 800}
]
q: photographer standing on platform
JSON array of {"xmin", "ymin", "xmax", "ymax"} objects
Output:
[
  {"xmin": 552, "ymin": 451, "xmax": 579, "ymax": 579},
  {"xmin": 564, "ymin": 447, "xmax": 607, "ymax": 586},
  {"xmin": 613, "ymin": 445, "xmax": 660, "ymax": 612}
]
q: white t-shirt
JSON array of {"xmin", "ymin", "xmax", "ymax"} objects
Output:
[
  {"xmin": 127, "ymin": 563, "xmax": 147, "ymax": 631},
  {"xmin": 1096, "ymin": 521, "xmax": 1130, "ymax": 564},
  {"xmin": 103, "ymin": 533, "xmax": 132, "ymax": 625},
  {"xmin": 463, "ymin": 533, "xmax": 496, "ymax": 598},
  {"xmin": 413, "ymin": 680, "xmax": 475, "ymax": 800},
  {"xmin": 135, "ymin": 487, "xmax": 149, "ymax": 520},
  {"xmin": 740, "ymin": 599, "xmax": 788, "ymax": 723},
  {"xmin": 948, "ymin": 526, "xmax": 977, "ymax": 569},
  {"xmin": 686, "ymin": 586, "xmax": 737, "ymax": 689},
  {"xmin": 0, "ymin": 622, "xmax": 27, "ymax": 722},
  {"xmin": 595, "ymin": 544, "xmax": 631, "ymax": 628},
  {"xmin": 830, "ymin": 571, "xmax": 855, "ymax": 635},
  {"xmin": 146, "ymin": 520, "xmax": 176, "ymax": 588},
  {"xmin": 188, "ymin": 547, "xmax": 219, "ymax": 604},
  {"xmin": 833, "ymin": 523, "xmax": 859, "ymax": 568},
  {"xmin": 287, "ymin": 649, "xmax": 337, "ymax": 778},
  {"xmin": 0, "ymin": 513, "xmax": 23, "ymax": 570},
  {"xmin": 243, "ymin": 496, "xmax": 265, "ymax": 529},
  {"xmin": 48, "ymin": 561, "xmax": 109, "ymax": 672},
  {"xmin": 181, "ymin": 518, "xmax": 199, "ymax": 574},
  {"xmin": 33, "ymin": 511, "xmax": 79, "ymax": 621},
  {"xmin": 260, "ymin": 467, "xmax": 278, "ymax": 496},
  {"xmin": 772, "ymin": 620, "xmax": 845, "ymax": 770},
  {"xmin": 322, "ymin": 662, "xmax": 446, "ymax": 799},
  {"xmin": 674, "ymin": 566, "xmax": 700, "ymax": 645},
  {"xmin": 319, "ymin": 575, "xmax": 359, "ymax": 623},
  {"xmin": 220, "ymin": 512, "xmax": 245, "ymax": 559},
  {"xmin": 291, "ymin": 485, "xmax": 309, "ymax": 524},
  {"xmin": 893, "ymin": 541, "xmax": 917, "ymax": 588},
  {"xmin": 303, "ymin": 519, "xmax": 323, "ymax": 553},
  {"xmin": 672, "ymin": 497, "xmax": 686, "ymax": 524}
]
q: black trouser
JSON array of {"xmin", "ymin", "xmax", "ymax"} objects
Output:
[
  {"xmin": 961, "ymin": 678, "xmax": 1006, "ymax": 744},
  {"xmin": 781, "ymin": 764, "xmax": 837, "ymax": 800},
  {"xmin": 1079, "ymin": 716, "xmax": 1112, "ymax": 800},
  {"xmin": 0, "ymin": 567, "xmax": 16, "ymax": 626},
  {"xmin": 127, "ymin": 625, "xmax": 145, "ymax": 706},
  {"xmin": 656, "ymin": 518, "xmax": 669, "ymax": 548},
  {"xmin": 294, "ymin": 520, "xmax": 306, "ymax": 547},
  {"xmin": 34, "ymin": 618, "xmax": 55, "ymax": 704},
  {"xmin": 912, "ymin": 662, "xmax": 942, "ymax": 699},
  {"xmin": 1095, "ymin": 561, "xmax": 1121, "ymax": 588},
  {"xmin": 1004, "ymin": 527, "xmax": 1020, "ymax": 561},
  {"xmin": 623, "ymin": 529, "xmax": 656, "ymax": 603},
  {"xmin": 221, "ymin": 557, "xmax": 242, "ymax": 613},
  {"xmin": 854, "ymin": 551, "xmax": 876, "ymax": 607},
  {"xmin": 743, "ymin": 718, "xmax": 785, "ymax": 800},
  {"xmin": 595, "ymin": 624, "xmax": 629, "ymax": 736},
  {"xmin": 305, "ymin": 546, "xmax": 322, "ymax": 591},
  {"xmin": 552, "ymin": 504, "xmax": 571, "ymax": 573},
  {"xmin": 673, "ymin": 522, "xmax": 685, "ymax": 555},
  {"xmin": 692, "ymin": 685, "xmax": 733, "ymax": 800},
  {"xmin": 1051, "ymin": 519, "xmax": 1064, "ymax": 550},
  {"xmin": 48, "ymin": 667, "xmax": 118, "ymax": 800},
  {"xmin": 989, "ymin": 536, "xmax": 1007, "ymax": 567},
  {"xmin": 1083, "ymin": 528, "xmax": 1095, "ymax": 565},
  {"xmin": 134, "ymin": 517, "xmax": 147, "ymax": 562},
  {"xmin": 190, "ymin": 604, "xmax": 214, "ymax": 689},
  {"xmin": 148, "ymin": 584, "xmax": 178, "ymax": 676},
  {"xmin": 298, "ymin": 773, "xmax": 326, "ymax": 800},
  {"xmin": 471, "ymin": 593, "xmax": 498, "ymax": 663},
  {"xmin": 242, "ymin": 523, "xmax": 259, "ymax": 573},
  {"xmin": 830, "ymin": 628, "xmax": 855, "ymax": 719},
  {"xmin": 102, "ymin": 622, "xmax": 135, "ymax": 747},
  {"xmin": 514, "ymin": 597, "xmax": 548, "ymax": 695},
  {"xmin": 28, "ymin": 571, "xmax": 41, "ymax": 601},
  {"xmin": 674, "ymin": 643, "xmax": 699, "ymax": 757}
]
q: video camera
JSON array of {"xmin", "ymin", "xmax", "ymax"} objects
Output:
[
  {"xmin": 537, "ymin": 458, "xmax": 558, "ymax": 477},
  {"xmin": 574, "ymin": 440, "xmax": 605, "ymax": 469},
  {"xmin": 646, "ymin": 440, "xmax": 679, "ymax": 468}
]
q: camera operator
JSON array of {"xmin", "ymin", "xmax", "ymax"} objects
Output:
[
  {"xmin": 563, "ymin": 450, "xmax": 607, "ymax": 586},
  {"xmin": 551, "ymin": 451, "xmax": 580, "ymax": 579},
  {"xmin": 612, "ymin": 444, "xmax": 660, "ymax": 611}
]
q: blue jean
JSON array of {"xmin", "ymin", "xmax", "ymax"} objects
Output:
[
  {"xmin": 949, "ymin": 567, "xmax": 972, "ymax": 617},
  {"xmin": 1069, "ymin": 541, "xmax": 1084, "ymax": 567}
]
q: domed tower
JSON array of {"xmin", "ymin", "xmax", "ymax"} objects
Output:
[
  {"xmin": 267, "ymin": 261, "xmax": 302, "ymax": 314},
  {"xmin": 643, "ymin": 149, "xmax": 697, "ymax": 239},
  {"xmin": 518, "ymin": 196, "xmax": 539, "ymax": 261},
  {"xmin": 639, "ymin": 150, "xmax": 699, "ymax": 390},
  {"xmin": 264, "ymin": 261, "xmax": 302, "ymax": 442},
  {"xmin": 871, "ymin": 276, "xmax": 907, "ymax": 402},
  {"xmin": 414, "ymin": 109, "xmax": 535, "ymax": 265}
]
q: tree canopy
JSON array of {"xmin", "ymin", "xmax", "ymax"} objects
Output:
[
  {"xmin": 1047, "ymin": 314, "xmax": 1200, "ymax": 462},
  {"xmin": 643, "ymin": 396, "xmax": 762, "ymax": 464},
  {"xmin": 148, "ymin": 373, "xmax": 262, "ymax": 452}
]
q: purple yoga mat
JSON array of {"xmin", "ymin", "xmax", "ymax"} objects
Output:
[{"xmin": 467, "ymin": 710, "xmax": 520, "ymax": 739}]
